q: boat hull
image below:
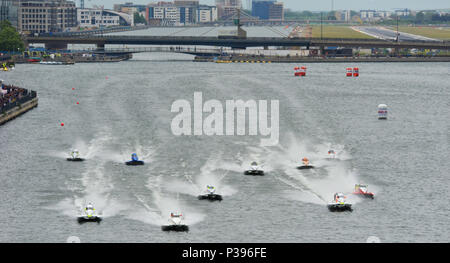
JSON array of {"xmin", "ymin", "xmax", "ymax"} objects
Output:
[
  {"xmin": 126, "ymin": 160, "xmax": 145, "ymax": 166},
  {"xmin": 161, "ymin": 225, "xmax": 189, "ymax": 232},
  {"xmin": 67, "ymin": 158, "xmax": 85, "ymax": 162},
  {"xmin": 77, "ymin": 216, "xmax": 102, "ymax": 224},
  {"xmin": 297, "ymin": 165, "xmax": 314, "ymax": 170},
  {"xmin": 353, "ymin": 193, "xmax": 374, "ymax": 199},
  {"xmin": 244, "ymin": 170, "xmax": 264, "ymax": 176},
  {"xmin": 198, "ymin": 194, "xmax": 223, "ymax": 201},
  {"xmin": 327, "ymin": 204, "xmax": 353, "ymax": 212}
]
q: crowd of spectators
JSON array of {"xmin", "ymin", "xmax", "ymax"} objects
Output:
[{"xmin": 1, "ymin": 79, "xmax": 35, "ymax": 112}]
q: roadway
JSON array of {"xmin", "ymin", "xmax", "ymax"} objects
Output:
[{"xmin": 356, "ymin": 26, "xmax": 439, "ymax": 42}]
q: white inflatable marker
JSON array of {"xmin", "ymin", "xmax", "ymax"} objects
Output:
[{"xmin": 378, "ymin": 104, "xmax": 388, "ymax": 120}]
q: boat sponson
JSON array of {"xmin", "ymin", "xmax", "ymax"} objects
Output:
[
  {"xmin": 198, "ymin": 194, "xmax": 223, "ymax": 201},
  {"xmin": 297, "ymin": 165, "xmax": 314, "ymax": 170},
  {"xmin": 327, "ymin": 204, "xmax": 353, "ymax": 212},
  {"xmin": 67, "ymin": 158, "xmax": 85, "ymax": 162},
  {"xmin": 244, "ymin": 170, "xmax": 264, "ymax": 176},
  {"xmin": 126, "ymin": 160, "xmax": 145, "ymax": 166},
  {"xmin": 161, "ymin": 225, "xmax": 189, "ymax": 232},
  {"xmin": 77, "ymin": 216, "xmax": 102, "ymax": 223}
]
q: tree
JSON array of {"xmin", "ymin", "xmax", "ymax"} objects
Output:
[
  {"xmin": 0, "ymin": 20, "xmax": 25, "ymax": 52},
  {"xmin": 415, "ymin": 12, "xmax": 425, "ymax": 24},
  {"xmin": 327, "ymin": 11, "xmax": 337, "ymax": 20},
  {"xmin": 134, "ymin": 12, "xmax": 147, "ymax": 25}
]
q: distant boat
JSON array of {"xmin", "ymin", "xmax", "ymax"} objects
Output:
[
  {"xmin": 28, "ymin": 57, "xmax": 41, "ymax": 63},
  {"xmin": 40, "ymin": 61, "xmax": 63, "ymax": 65},
  {"xmin": 39, "ymin": 61, "xmax": 74, "ymax": 65}
]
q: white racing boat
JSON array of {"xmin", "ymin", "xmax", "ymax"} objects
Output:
[
  {"xmin": 77, "ymin": 203, "xmax": 102, "ymax": 223},
  {"xmin": 244, "ymin": 162, "xmax": 264, "ymax": 176},
  {"xmin": 198, "ymin": 185, "xmax": 222, "ymax": 201},
  {"xmin": 327, "ymin": 193, "xmax": 353, "ymax": 212},
  {"xmin": 67, "ymin": 149, "xmax": 84, "ymax": 162},
  {"xmin": 297, "ymin": 157, "xmax": 314, "ymax": 169},
  {"xmin": 326, "ymin": 150, "xmax": 337, "ymax": 159},
  {"xmin": 161, "ymin": 212, "xmax": 189, "ymax": 232}
]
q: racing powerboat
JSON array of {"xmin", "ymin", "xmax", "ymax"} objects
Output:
[
  {"xmin": 67, "ymin": 149, "xmax": 84, "ymax": 162},
  {"xmin": 125, "ymin": 153, "xmax": 144, "ymax": 166},
  {"xmin": 297, "ymin": 157, "xmax": 314, "ymax": 170},
  {"xmin": 161, "ymin": 212, "xmax": 189, "ymax": 232},
  {"xmin": 198, "ymin": 185, "xmax": 223, "ymax": 201},
  {"xmin": 326, "ymin": 150, "xmax": 337, "ymax": 159},
  {"xmin": 353, "ymin": 184, "xmax": 374, "ymax": 199},
  {"xmin": 244, "ymin": 162, "xmax": 264, "ymax": 176},
  {"xmin": 77, "ymin": 203, "xmax": 102, "ymax": 223},
  {"xmin": 327, "ymin": 193, "xmax": 353, "ymax": 212}
]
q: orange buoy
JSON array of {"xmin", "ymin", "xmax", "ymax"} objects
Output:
[{"xmin": 353, "ymin": 67, "xmax": 359, "ymax": 77}]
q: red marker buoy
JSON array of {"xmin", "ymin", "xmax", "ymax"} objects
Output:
[
  {"xmin": 300, "ymin": 66, "xmax": 307, "ymax": 76},
  {"xmin": 60, "ymin": 122, "xmax": 65, "ymax": 127},
  {"xmin": 346, "ymin": 67, "xmax": 353, "ymax": 77},
  {"xmin": 353, "ymin": 67, "xmax": 359, "ymax": 77},
  {"xmin": 72, "ymin": 88, "xmax": 75, "ymax": 90},
  {"xmin": 76, "ymin": 102, "xmax": 79, "ymax": 105},
  {"xmin": 294, "ymin": 66, "xmax": 306, "ymax": 77}
]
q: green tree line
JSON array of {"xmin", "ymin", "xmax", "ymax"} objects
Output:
[
  {"xmin": 0, "ymin": 20, "xmax": 25, "ymax": 52},
  {"xmin": 134, "ymin": 12, "xmax": 147, "ymax": 25}
]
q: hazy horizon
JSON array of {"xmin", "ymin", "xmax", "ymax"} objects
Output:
[{"xmin": 84, "ymin": 0, "xmax": 450, "ymax": 12}]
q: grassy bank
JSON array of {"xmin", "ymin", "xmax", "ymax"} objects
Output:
[
  {"xmin": 393, "ymin": 26, "xmax": 450, "ymax": 40},
  {"xmin": 311, "ymin": 25, "xmax": 374, "ymax": 39}
]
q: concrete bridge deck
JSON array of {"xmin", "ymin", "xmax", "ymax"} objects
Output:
[{"xmin": 25, "ymin": 35, "xmax": 450, "ymax": 50}]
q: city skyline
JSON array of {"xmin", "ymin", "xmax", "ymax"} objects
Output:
[{"xmin": 84, "ymin": 0, "xmax": 450, "ymax": 11}]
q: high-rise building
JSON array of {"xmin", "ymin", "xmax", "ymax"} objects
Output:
[
  {"xmin": 0, "ymin": 0, "xmax": 20, "ymax": 28},
  {"xmin": 78, "ymin": 9, "xmax": 133, "ymax": 28},
  {"xmin": 268, "ymin": 2, "xmax": 283, "ymax": 20},
  {"xmin": 360, "ymin": 9, "xmax": 376, "ymax": 20},
  {"xmin": 216, "ymin": 0, "xmax": 241, "ymax": 20},
  {"xmin": 113, "ymin": 2, "xmax": 146, "ymax": 15},
  {"xmin": 18, "ymin": 0, "xmax": 77, "ymax": 34},
  {"xmin": 395, "ymin": 8, "xmax": 410, "ymax": 17},
  {"xmin": 146, "ymin": 1, "xmax": 216, "ymax": 25},
  {"xmin": 174, "ymin": 0, "xmax": 199, "ymax": 7},
  {"xmin": 252, "ymin": 0, "xmax": 283, "ymax": 21},
  {"xmin": 339, "ymin": 10, "xmax": 351, "ymax": 21},
  {"xmin": 146, "ymin": 1, "xmax": 202, "ymax": 25},
  {"xmin": 196, "ymin": 5, "xmax": 218, "ymax": 23}
]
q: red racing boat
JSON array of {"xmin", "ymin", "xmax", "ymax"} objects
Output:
[{"xmin": 353, "ymin": 184, "xmax": 374, "ymax": 199}]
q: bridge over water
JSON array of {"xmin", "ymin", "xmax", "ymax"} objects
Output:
[{"xmin": 25, "ymin": 35, "xmax": 450, "ymax": 51}]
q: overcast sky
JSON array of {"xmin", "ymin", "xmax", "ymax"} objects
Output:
[{"xmin": 85, "ymin": 0, "xmax": 449, "ymax": 11}]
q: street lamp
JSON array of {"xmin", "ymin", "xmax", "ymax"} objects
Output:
[
  {"xmin": 320, "ymin": 12, "xmax": 323, "ymax": 40},
  {"xmin": 396, "ymin": 15, "xmax": 399, "ymax": 42}
]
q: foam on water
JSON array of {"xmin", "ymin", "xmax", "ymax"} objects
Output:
[
  {"xmin": 161, "ymin": 156, "xmax": 237, "ymax": 197},
  {"xmin": 129, "ymin": 190, "xmax": 205, "ymax": 226},
  {"xmin": 268, "ymin": 134, "xmax": 373, "ymax": 205}
]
